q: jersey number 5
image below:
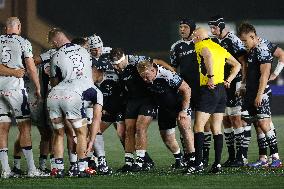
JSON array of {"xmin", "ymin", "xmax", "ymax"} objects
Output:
[{"xmin": 1, "ymin": 46, "xmax": 12, "ymax": 64}]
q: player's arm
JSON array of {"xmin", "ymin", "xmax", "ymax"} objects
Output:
[
  {"xmin": 92, "ymin": 67, "xmax": 103, "ymax": 84},
  {"xmin": 177, "ymin": 80, "xmax": 191, "ymax": 120},
  {"xmin": 201, "ymin": 47, "xmax": 214, "ymax": 89},
  {"xmin": 0, "ymin": 64, "xmax": 25, "ymax": 78},
  {"xmin": 34, "ymin": 55, "xmax": 43, "ymax": 66},
  {"xmin": 87, "ymin": 103, "xmax": 103, "ymax": 154},
  {"xmin": 25, "ymin": 57, "xmax": 41, "ymax": 98},
  {"xmin": 269, "ymin": 47, "xmax": 284, "ymax": 81},
  {"xmin": 255, "ymin": 63, "xmax": 271, "ymax": 107},
  {"xmin": 153, "ymin": 59, "xmax": 176, "ymax": 72},
  {"xmin": 225, "ymin": 55, "xmax": 241, "ymax": 84},
  {"xmin": 237, "ymin": 55, "xmax": 247, "ymax": 96}
]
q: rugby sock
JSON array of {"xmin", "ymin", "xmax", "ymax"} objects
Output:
[
  {"xmin": 184, "ymin": 152, "xmax": 195, "ymax": 166},
  {"xmin": 0, "ymin": 148, "xmax": 11, "ymax": 173},
  {"xmin": 270, "ymin": 122, "xmax": 277, "ymax": 136},
  {"xmin": 68, "ymin": 151, "xmax": 77, "ymax": 165},
  {"xmin": 50, "ymin": 154, "xmax": 55, "ymax": 169},
  {"xmin": 55, "ymin": 158, "xmax": 64, "ymax": 170},
  {"xmin": 94, "ymin": 133, "xmax": 106, "ymax": 157},
  {"xmin": 22, "ymin": 146, "xmax": 36, "ymax": 171},
  {"xmin": 14, "ymin": 156, "xmax": 21, "ymax": 169},
  {"xmin": 234, "ymin": 127, "xmax": 244, "ymax": 161},
  {"xmin": 194, "ymin": 132, "xmax": 204, "ymax": 166},
  {"xmin": 136, "ymin": 150, "xmax": 146, "ymax": 167},
  {"xmin": 224, "ymin": 128, "xmax": 235, "ymax": 161},
  {"xmin": 242, "ymin": 123, "xmax": 252, "ymax": 159},
  {"xmin": 203, "ymin": 131, "xmax": 212, "ymax": 164},
  {"xmin": 173, "ymin": 149, "xmax": 183, "ymax": 161},
  {"xmin": 78, "ymin": 158, "xmax": 88, "ymax": 172},
  {"xmin": 39, "ymin": 154, "xmax": 48, "ymax": 170},
  {"xmin": 265, "ymin": 129, "xmax": 278, "ymax": 156},
  {"xmin": 257, "ymin": 133, "xmax": 268, "ymax": 157},
  {"xmin": 125, "ymin": 153, "xmax": 134, "ymax": 166},
  {"xmin": 213, "ymin": 134, "xmax": 223, "ymax": 165}
]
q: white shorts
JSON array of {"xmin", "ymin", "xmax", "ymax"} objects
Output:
[
  {"xmin": 0, "ymin": 89, "xmax": 30, "ymax": 122},
  {"xmin": 225, "ymin": 106, "xmax": 242, "ymax": 116},
  {"xmin": 47, "ymin": 89, "xmax": 85, "ymax": 120}
]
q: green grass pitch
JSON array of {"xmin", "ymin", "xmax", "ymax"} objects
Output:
[{"xmin": 1, "ymin": 116, "xmax": 284, "ymax": 189}]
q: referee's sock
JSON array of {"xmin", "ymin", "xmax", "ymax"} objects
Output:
[
  {"xmin": 203, "ymin": 131, "xmax": 212, "ymax": 164},
  {"xmin": 194, "ymin": 132, "xmax": 204, "ymax": 166},
  {"xmin": 213, "ymin": 134, "xmax": 223, "ymax": 165}
]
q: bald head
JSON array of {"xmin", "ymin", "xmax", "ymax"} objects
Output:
[
  {"xmin": 192, "ymin": 27, "xmax": 209, "ymax": 43},
  {"xmin": 5, "ymin": 17, "xmax": 21, "ymax": 34}
]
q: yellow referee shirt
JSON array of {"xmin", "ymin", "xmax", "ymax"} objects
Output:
[{"xmin": 195, "ymin": 38, "xmax": 231, "ymax": 86}]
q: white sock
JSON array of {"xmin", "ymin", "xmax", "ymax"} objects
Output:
[
  {"xmin": 93, "ymin": 134, "xmax": 105, "ymax": 157},
  {"xmin": 78, "ymin": 159, "xmax": 87, "ymax": 171},
  {"xmin": 173, "ymin": 148, "xmax": 181, "ymax": 155},
  {"xmin": 22, "ymin": 147, "xmax": 36, "ymax": 171},
  {"xmin": 136, "ymin": 150, "xmax": 146, "ymax": 158},
  {"xmin": 68, "ymin": 151, "xmax": 78, "ymax": 164},
  {"xmin": 0, "ymin": 148, "xmax": 11, "ymax": 173}
]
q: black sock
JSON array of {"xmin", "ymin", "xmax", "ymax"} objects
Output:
[
  {"xmin": 265, "ymin": 129, "xmax": 278, "ymax": 155},
  {"xmin": 194, "ymin": 132, "xmax": 204, "ymax": 166},
  {"xmin": 242, "ymin": 124, "xmax": 252, "ymax": 159},
  {"xmin": 234, "ymin": 128, "xmax": 244, "ymax": 161},
  {"xmin": 224, "ymin": 128, "xmax": 235, "ymax": 161},
  {"xmin": 213, "ymin": 134, "xmax": 223, "ymax": 165},
  {"xmin": 257, "ymin": 133, "xmax": 268, "ymax": 156},
  {"xmin": 203, "ymin": 132, "xmax": 211, "ymax": 163}
]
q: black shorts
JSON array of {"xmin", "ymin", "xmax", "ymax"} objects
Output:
[
  {"xmin": 196, "ymin": 84, "xmax": 226, "ymax": 114},
  {"xmin": 125, "ymin": 97, "xmax": 156, "ymax": 119},
  {"xmin": 156, "ymin": 93, "xmax": 191, "ymax": 130},
  {"xmin": 243, "ymin": 91, "xmax": 271, "ymax": 119},
  {"xmin": 102, "ymin": 95, "xmax": 126, "ymax": 122}
]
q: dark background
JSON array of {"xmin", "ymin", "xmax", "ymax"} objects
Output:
[{"xmin": 38, "ymin": 0, "xmax": 284, "ymax": 52}]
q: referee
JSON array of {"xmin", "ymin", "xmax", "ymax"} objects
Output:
[{"xmin": 186, "ymin": 27, "xmax": 241, "ymax": 174}]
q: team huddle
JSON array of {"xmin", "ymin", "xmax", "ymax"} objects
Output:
[{"xmin": 0, "ymin": 15, "xmax": 283, "ymax": 178}]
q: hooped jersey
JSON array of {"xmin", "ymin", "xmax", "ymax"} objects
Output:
[{"xmin": 0, "ymin": 34, "xmax": 33, "ymax": 90}]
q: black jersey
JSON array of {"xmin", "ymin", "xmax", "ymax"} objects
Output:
[
  {"xmin": 93, "ymin": 54, "xmax": 121, "ymax": 97},
  {"xmin": 118, "ymin": 55, "xmax": 153, "ymax": 100},
  {"xmin": 170, "ymin": 39, "xmax": 199, "ymax": 89},
  {"xmin": 146, "ymin": 64, "xmax": 183, "ymax": 94},
  {"xmin": 246, "ymin": 39, "xmax": 273, "ymax": 99},
  {"xmin": 211, "ymin": 32, "xmax": 246, "ymax": 80}
]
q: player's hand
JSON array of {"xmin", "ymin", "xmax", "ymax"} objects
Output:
[
  {"xmin": 86, "ymin": 140, "xmax": 94, "ymax": 155},
  {"xmin": 207, "ymin": 78, "xmax": 215, "ymax": 89},
  {"xmin": 224, "ymin": 80, "xmax": 231, "ymax": 88},
  {"xmin": 178, "ymin": 111, "xmax": 187, "ymax": 121},
  {"xmin": 269, "ymin": 73, "xmax": 277, "ymax": 81},
  {"xmin": 254, "ymin": 94, "xmax": 263, "ymax": 107},
  {"xmin": 34, "ymin": 89, "xmax": 42, "ymax": 104},
  {"xmin": 13, "ymin": 68, "xmax": 25, "ymax": 78}
]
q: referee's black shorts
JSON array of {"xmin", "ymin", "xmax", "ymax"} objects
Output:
[{"xmin": 196, "ymin": 84, "xmax": 227, "ymax": 114}]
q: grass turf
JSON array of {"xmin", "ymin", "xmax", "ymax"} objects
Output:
[{"xmin": 1, "ymin": 116, "xmax": 284, "ymax": 188}]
